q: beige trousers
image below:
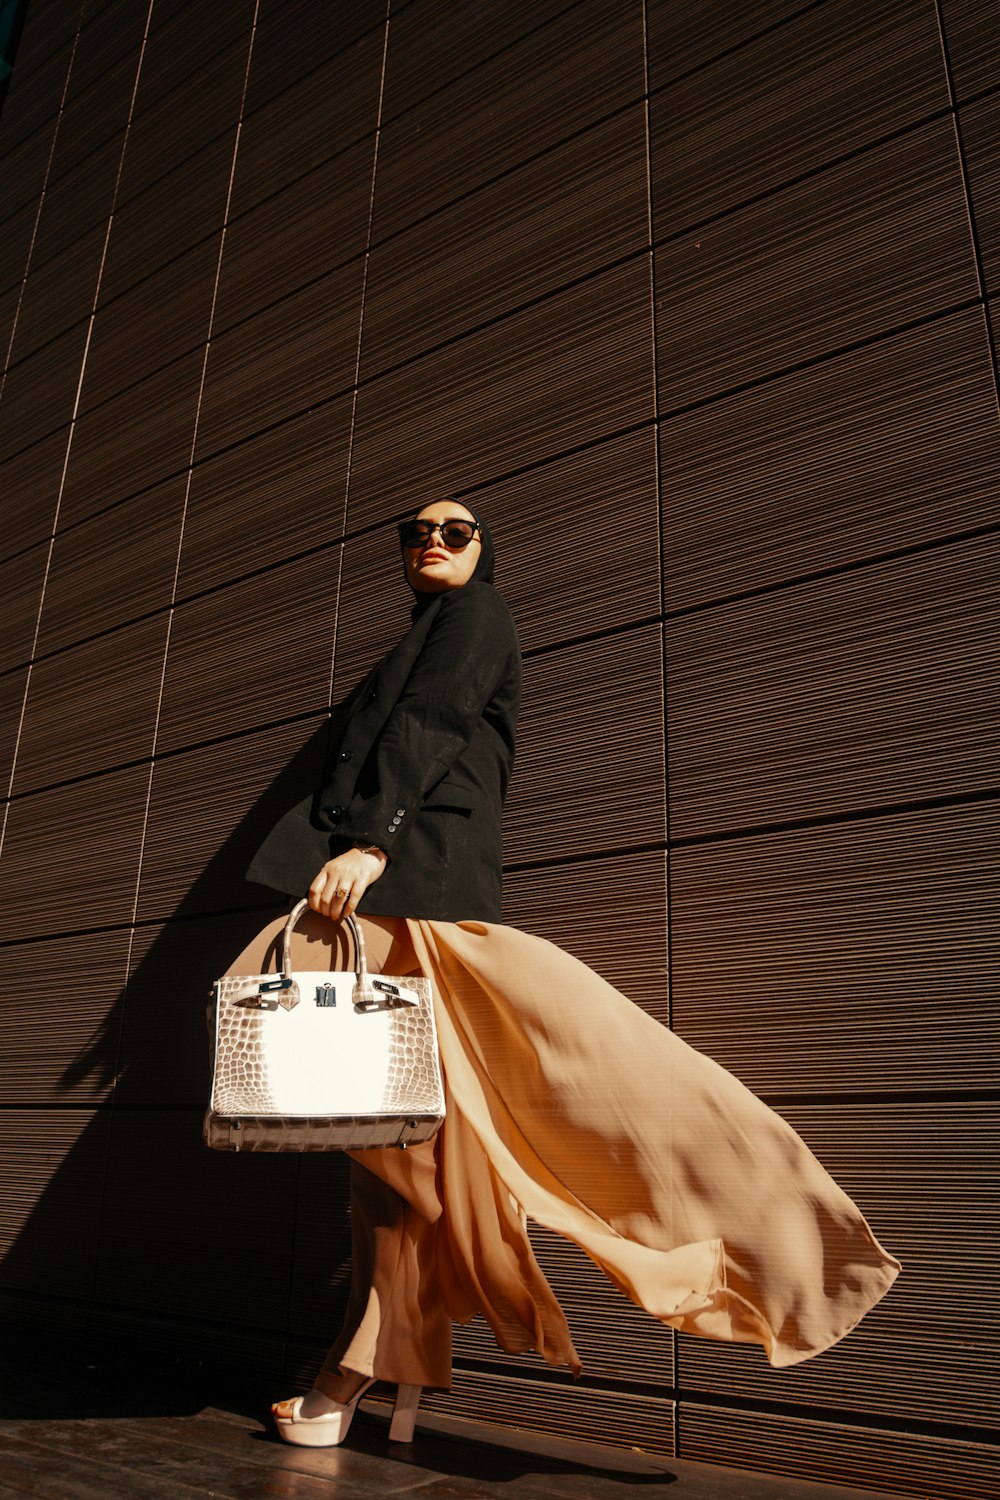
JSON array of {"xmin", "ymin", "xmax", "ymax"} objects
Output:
[{"xmin": 225, "ymin": 909, "xmax": 452, "ymax": 1388}]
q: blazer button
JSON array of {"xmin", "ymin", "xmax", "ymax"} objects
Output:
[
  {"xmin": 338, "ymin": 750, "xmax": 353, "ymax": 762},
  {"xmin": 329, "ymin": 805, "xmax": 344, "ymax": 819},
  {"xmin": 395, "ymin": 807, "xmax": 405, "ymax": 816}
]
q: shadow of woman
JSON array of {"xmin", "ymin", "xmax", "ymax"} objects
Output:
[{"xmin": 0, "ymin": 718, "xmax": 354, "ymax": 1417}]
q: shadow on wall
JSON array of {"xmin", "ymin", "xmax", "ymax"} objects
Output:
[{"xmin": 0, "ymin": 720, "xmax": 355, "ymax": 1404}]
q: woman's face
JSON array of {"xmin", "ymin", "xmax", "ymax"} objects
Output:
[{"xmin": 403, "ymin": 501, "xmax": 482, "ymax": 594}]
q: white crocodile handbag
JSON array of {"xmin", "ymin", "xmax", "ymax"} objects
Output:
[{"xmin": 204, "ymin": 899, "xmax": 445, "ymax": 1152}]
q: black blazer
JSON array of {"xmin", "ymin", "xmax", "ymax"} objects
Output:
[{"xmin": 246, "ymin": 582, "xmax": 522, "ymax": 921}]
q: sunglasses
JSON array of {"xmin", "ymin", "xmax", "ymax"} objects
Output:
[{"xmin": 397, "ymin": 518, "xmax": 481, "ymax": 550}]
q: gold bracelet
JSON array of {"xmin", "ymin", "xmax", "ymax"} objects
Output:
[{"xmin": 354, "ymin": 844, "xmax": 385, "ymax": 858}]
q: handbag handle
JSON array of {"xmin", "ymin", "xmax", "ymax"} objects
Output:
[
  {"xmin": 279, "ymin": 898, "xmax": 418, "ymax": 1009},
  {"xmin": 282, "ymin": 897, "xmax": 368, "ymax": 982}
]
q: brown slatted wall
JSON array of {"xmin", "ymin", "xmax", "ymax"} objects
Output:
[{"xmin": 1, "ymin": 0, "xmax": 997, "ymax": 1495}]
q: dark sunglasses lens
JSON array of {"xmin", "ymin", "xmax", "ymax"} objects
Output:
[
  {"xmin": 399, "ymin": 521, "xmax": 433, "ymax": 547},
  {"xmin": 440, "ymin": 523, "xmax": 476, "ymax": 547}
]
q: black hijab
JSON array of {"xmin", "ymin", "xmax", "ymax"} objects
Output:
[{"xmin": 402, "ymin": 501, "xmax": 495, "ymax": 619}]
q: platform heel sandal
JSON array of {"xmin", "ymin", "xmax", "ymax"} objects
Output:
[
  {"xmin": 271, "ymin": 1377, "xmax": 376, "ymax": 1447},
  {"xmin": 389, "ymin": 1383, "xmax": 422, "ymax": 1442}
]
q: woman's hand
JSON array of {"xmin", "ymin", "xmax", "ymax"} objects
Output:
[{"xmin": 308, "ymin": 847, "xmax": 387, "ymax": 921}]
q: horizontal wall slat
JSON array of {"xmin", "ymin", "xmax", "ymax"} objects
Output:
[
  {"xmin": 112, "ymin": 33, "xmax": 251, "ymax": 202},
  {"xmin": 59, "ymin": 348, "xmax": 204, "ymax": 528},
  {"xmin": 0, "ymin": 430, "xmax": 68, "ymax": 561},
  {"xmin": 963, "ymin": 92, "xmax": 1000, "ymax": 294},
  {"xmin": 0, "ymin": 1110, "xmax": 111, "ymax": 1300},
  {"xmin": 650, "ymin": 0, "xmax": 947, "ymax": 238},
  {"xmin": 348, "ymin": 258, "xmax": 654, "ymax": 525},
  {"xmin": 941, "ymin": 0, "xmax": 1000, "ymax": 102},
  {"xmin": 665, "ymin": 534, "xmax": 1000, "ymax": 837},
  {"xmin": 37, "ymin": 476, "xmax": 186, "ymax": 655},
  {"xmin": 13, "ymin": 615, "xmax": 168, "ymax": 793},
  {"xmin": 655, "ymin": 119, "xmax": 978, "ymax": 411},
  {"xmin": 660, "ymin": 307, "xmax": 1000, "ymax": 608},
  {"xmin": 370, "ymin": 0, "xmax": 645, "ymax": 243},
  {"xmin": 502, "ymin": 850, "xmax": 669, "ymax": 1018},
  {"xmin": 177, "ymin": 398, "xmax": 353, "ymax": 597},
  {"xmin": 670, "ymin": 800, "xmax": 1000, "ymax": 1093},
  {"xmin": 93, "ymin": 1109, "xmax": 297, "ymax": 1326},
  {"xmin": 0, "ymin": 928, "xmax": 133, "ymax": 1104},
  {"xmin": 79, "ymin": 236, "xmax": 221, "ymax": 414},
  {"xmin": 360, "ymin": 104, "xmax": 649, "ymax": 380},
  {"xmin": 228, "ymin": 25, "xmax": 384, "ymax": 221},
  {"xmin": 213, "ymin": 134, "xmax": 376, "ymax": 332},
  {"xmin": 504, "ymin": 623, "xmax": 666, "ymax": 863},
  {"xmin": 156, "ymin": 550, "xmax": 339, "ymax": 754},
  {"xmin": 417, "ymin": 1368, "xmax": 675, "ymax": 1456},
  {"xmin": 680, "ymin": 1403, "xmax": 999, "ymax": 1500},
  {"xmin": 0, "ymin": 541, "xmax": 47, "ymax": 674},
  {"xmin": 0, "ymin": 764, "xmax": 149, "ymax": 939},
  {"xmin": 116, "ymin": 908, "xmax": 286, "ymax": 1110},
  {"xmin": 135, "ymin": 717, "xmax": 327, "ymax": 921},
  {"xmin": 195, "ymin": 256, "xmax": 366, "ymax": 457}
]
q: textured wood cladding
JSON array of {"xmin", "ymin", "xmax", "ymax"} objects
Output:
[
  {"xmin": 80, "ymin": 237, "xmax": 221, "ymax": 414},
  {"xmin": 135, "ymin": 717, "xmax": 326, "ymax": 922},
  {"xmin": 0, "ymin": 541, "xmax": 47, "ymax": 673},
  {"xmin": 681, "ymin": 1404, "xmax": 998, "ymax": 1500},
  {"xmin": 348, "ymin": 259, "xmax": 654, "ymax": 525},
  {"xmin": 177, "ymin": 401, "xmax": 352, "ymax": 596},
  {"xmin": 656, "ymin": 120, "xmax": 979, "ymax": 411},
  {"xmin": 941, "ymin": 0, "xmax": 1000, "ymax": 101},
  {"xmin": 37, "ymin": 477, "xmax": 186, "ymax": 655},
  {"xmin": 665, "ymin": 534, "xmax": 1000, "ymax": 837},
  {"xmin": 156, "ymin": 550, "xmax": 338, "ymax": 753},
  {"xmin": 0, "ymin": 766, "xmax": 149, "ymax": 939},
  {"xmin": 503, "ymin": 851, "xmax": 669, "ymax": 1019},
  {"xmin": 118, "ymin": 909, "xmax": 286, "ymax": 1110},
  {"xmin": 504, "ymin": 625, "xmax": 666, "ymax": 865},
  {"xmin": 229, "ymin": 27, "xmax": 384, "ymax": 220},
  {"xmin": 13, "ymin": 614, "xmax": 168, "ymax": 793},
  {"xmin": 372, "ymin": 2, "xmax": 645, "ymax": 244},
  {"xmin": 0, "ymin": 430, "xmax": 69, "ymax": 558},
  {"xmin": 0, "ymin": 929, "xmax": 132, "ymax": 1104},
  {"xmin": 195, "ymin": 257, "xmax": 366, "ymax": 458},
  {"xmin": 0, "ymin": 1110, "xmax": 111, "ymax": 1299},
  {"xmin": 423, "ymin": 1369, "xmax": 674, "ymax": 1455},
  {"xmin": 0, "ymin": 322, "xmax": 89, "ymax": 461},
  {"xmin": 94, "ymin": 1109, "xmax": 297, "ymax": 1326},
  {"xmin": 214, "ymin": 134, "xmax": 376, "ymax": 334},
  {"xmin": 650, "ymin": 0, "xmax": 948, "ymax": 237},
  {"xmin": 242, "ymin": 0, "xmax": 385, "ymax": 118},
  {"xmin": 103, "ymin": 131, "xmax": 237, "ymax": 296},
  {"xmin": 964, "ymin": 92, "xmax": 1000, "ymax": 293},
  {"xmin": 478, "ymin": 427, "xmax": 661, "ymax": 653},
  {"xmin": 670, "ymin": 802, "xmax": 1000, "ymax": 1095},
  {"xmin": 360, "ymin": 105, "xmax": 649, "ymax": 380},
  {"xmin": 59, "ymin": 350, "xmax": 204, "ymax": 528},
  {"xmin": 660, "ymin": 308, "xmax": 1000, "ymax": 608}
]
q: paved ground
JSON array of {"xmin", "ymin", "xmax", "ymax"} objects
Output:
[{"xmin": 0, "ymin": 1344, "xmax": 909, "ymax": 1500}]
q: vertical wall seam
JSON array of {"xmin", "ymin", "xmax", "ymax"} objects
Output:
[
  {"xmin": 934, "ymin": 0, "xmax": 1000, "ymax": 414},
  {"xmin": 331, "ymin": 0, "xmax": 393, "ymax": 708}
]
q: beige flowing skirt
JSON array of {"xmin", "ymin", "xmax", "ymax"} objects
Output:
[{"xmin": 227, "ymin": 912, "xmax": 900, "ymax": 1378}]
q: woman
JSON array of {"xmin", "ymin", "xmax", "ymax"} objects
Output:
[{"xmin": 231, "ymin": 499, "xmax": 899, "ymax": 1449}]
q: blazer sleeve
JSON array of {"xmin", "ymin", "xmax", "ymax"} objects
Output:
[{"xmin": 330, "ymin": 585, "xmax": 517, "ymax": 855}]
